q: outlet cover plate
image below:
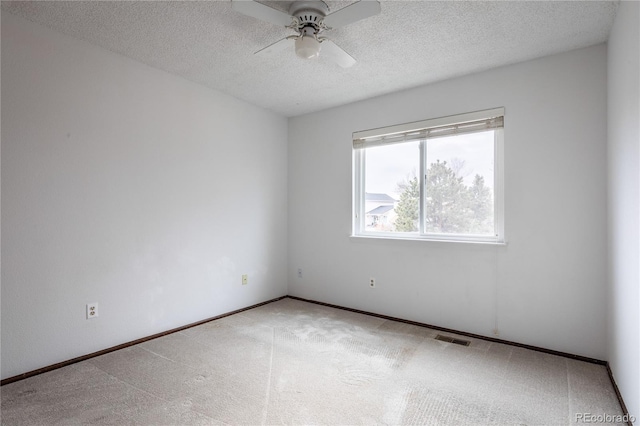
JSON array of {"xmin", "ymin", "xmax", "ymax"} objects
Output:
[{"xmin": 86, "ymin": 303, "xmax": 98, "ymax": 319}]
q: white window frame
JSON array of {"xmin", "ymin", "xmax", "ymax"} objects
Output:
[{"xmin": 352, "ymin": 108, "xmax": 505, "ymax": 244}]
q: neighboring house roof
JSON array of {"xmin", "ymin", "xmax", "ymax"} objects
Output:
[
  {"xmin": 367, "ymin": 205, "xmax": 394, "ymax": 215},
  {"xmin": 365, "ymin": 193, "xmax": 396, "ymax": 203}
]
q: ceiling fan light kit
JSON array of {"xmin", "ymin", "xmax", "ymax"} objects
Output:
[
  {"xmin": 295, "ymin": 36, "xmax": 321, "ymax": 59},
  {"xmin": 231, "ymin": 0, "xmax": 381, "ymax": 68}
]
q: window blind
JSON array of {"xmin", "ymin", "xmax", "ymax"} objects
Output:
[{"xmin": 353, "ymin": 108, "xmax": 504, "ymax": 150}]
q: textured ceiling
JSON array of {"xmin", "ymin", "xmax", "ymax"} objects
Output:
[{"xmin": 1, "ymin": 1, "xmax": 619, "ymax": 117}]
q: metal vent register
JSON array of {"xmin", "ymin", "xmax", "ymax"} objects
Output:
[{"xmin": 435, "ymin": 334, "xmax": 471, "ymax": 346}]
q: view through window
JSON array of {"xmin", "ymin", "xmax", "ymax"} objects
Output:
[{"xmin": 353, "ymin": 109, "xmax": 504, "ymax": 243}]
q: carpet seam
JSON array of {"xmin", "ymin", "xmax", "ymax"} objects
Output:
[{"xmin": 261, "ymin": 328, "xmax": 276, "ymax": 425}]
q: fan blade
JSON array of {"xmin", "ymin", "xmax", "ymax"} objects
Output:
[
  {"xmin": 322, "ymin": 0, "xmax": 381, "ymax": 29},
  {"xmin": 255, "ymin": 37, "xmax": 294, "ymax": 56},
  {"xmin": 320, "ymin": 39, "xmax": 356, "ymax": 68},
  {"xmin": 231, "ymin": 0, "xmax": 293, "ymax": 27}
]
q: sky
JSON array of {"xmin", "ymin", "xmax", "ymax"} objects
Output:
[{"xmin": 364, "ymin": 130, "xmax": 495, "ymax": 200}]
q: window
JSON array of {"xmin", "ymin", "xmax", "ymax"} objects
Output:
[{"xmin": 353, "ymin": 108, "xmax": 504, "ymax": 243}]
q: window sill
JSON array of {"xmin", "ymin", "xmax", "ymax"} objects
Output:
[{"xmin": 349, "ymin": 234, "xmax": 507, "ymax": 246}]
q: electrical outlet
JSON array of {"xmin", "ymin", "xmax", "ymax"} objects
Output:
[
  {"xmin": 369, "ymin": 278, "xmax": 376, "ymax": 288},
  {"xmin": 242, "ymin": 274, "xmax": 248, "ymax": 285},
  {"xmin": 86, "ymin": 303, "xmax": 98, "ymax": 319},
  {"xmin": 297, "ymin": 268, "xmax": 302, "ymax": 278}
]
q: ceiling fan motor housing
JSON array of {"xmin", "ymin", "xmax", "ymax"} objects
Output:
[{"xmin": 289, "ymin": 0, "xmax": 329, "ymax": 32}]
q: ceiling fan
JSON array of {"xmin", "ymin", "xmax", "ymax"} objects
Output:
[{"xmin": 231, "ymin": 0, "xmax": 381, "ymax": 68}]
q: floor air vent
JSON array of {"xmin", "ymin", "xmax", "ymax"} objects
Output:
[{"xmin": 435, "ymin": 334, "xmax": 470, "ymax": 346}]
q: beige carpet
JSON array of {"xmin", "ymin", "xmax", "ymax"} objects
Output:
[{"xmin": 1, "ymin": 298, "xmax": 626, "ymax": 425}]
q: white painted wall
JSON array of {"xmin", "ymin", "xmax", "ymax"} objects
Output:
[
  {"xmin": 1, "ymin": 13, "xmax": 288, "ymax": 380},
  {"xmin": 289, "ymin": 44, "xmax": 608, "ymax": 360},
  {"xmin": 607, "ymin": 0, "xmax": 640, "ymax": 418}
]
